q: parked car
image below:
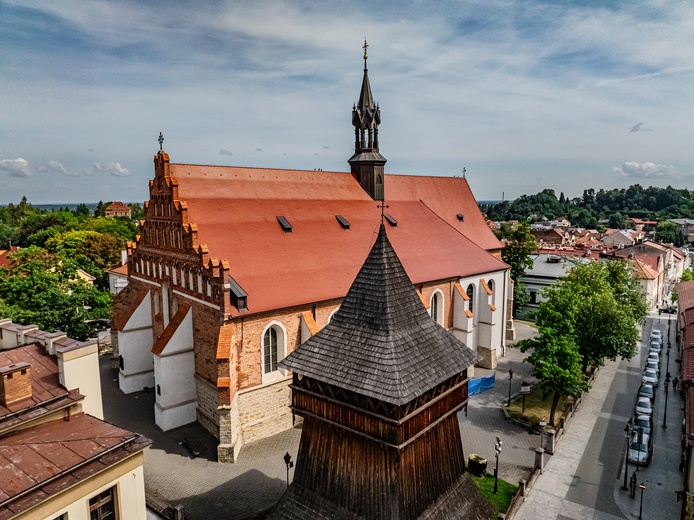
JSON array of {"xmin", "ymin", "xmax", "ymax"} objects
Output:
[
  {"xmin": 645, "ymin": 361, "xmax": 660, "ymax": 376},
  {"xmin": 642, "ymin": 369, "xmax": 659, "ymax": 387},
  {"xmin": 635, "ymin": 397, "xmax": 653, "ymax": 415},
  {"xmin": 649, "ymin": 342, "xmax": 662, "ymax": 355},
  {"xmin": 638, "ymin": 384, "xmax": 655, "ymax": 402},
  {"xmin": 647, "ymin": 352, "xmax": 659, "ymax": 364},
  {"xmin": 660, "ymin": 305, "xmax": 677, "ymax": 315},
  {"xmin": 628, "ymin": 432, "xmax": 652, "ymax": 465},
  {"xmin": 651, "ymin": 329, "xmax": 663, "ymax": 340},
  {"xmin": 633, "ymin": 414, "xmax": 653, "ymax": 436}
]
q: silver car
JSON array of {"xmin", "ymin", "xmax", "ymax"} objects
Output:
[
  {"xmin": 638, "ymin": 384, "xmax": 655, "ymax": 402},
  {"xmin": 628, "ymin": 432, "xmax": 651, "ymax": 465},
  {"xmin": 647, "ymin": 352, "xmax": 659, "ymax": 364},
  {"xmin": 645, "ymin": 361, "xmax": 660, "ymax": 376},
  {"xmin": 649, "ymin": 342, "xmax": 662, "ymax": 355},
  {"xmin": 642, "ymin": 369, "xmax": 659, "ymax": 387},
  {"xmin": 635, "ymin": 397, "xmax": 653, "ymax": 415}
]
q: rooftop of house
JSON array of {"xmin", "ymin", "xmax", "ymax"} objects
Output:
[
  {"xmin": 0, "ymin": 413, "xmax": 150, "ymax": 518},
  {"xmin": 167, "ymin": 163, "xmax": 506, "ymax": 315},
  {"xmin": 105, "ymin": 201, "xmax": 130, "ymax": 210}
]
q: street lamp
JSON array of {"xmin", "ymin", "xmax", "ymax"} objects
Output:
[
  {"xmin": 507, "ymin": 369, "xmax": 514, "ymax": 407},
  {"xmin": 622, "ymin": 418, "xmax": 633, "ymax": 491},
  {"xmin": 283, "ymin": 452, "xmax": 294, "ymax": 488},
  {"xmin": 663, "ymin": 372, "xmax": 671, "ymax": 429},
  {"xmin": 494, "ymin": 436, "xmax": 502, "ymax": 494},
  {"xmin": 520, "ymin": 381, "xmax": 531, "ymax": 413}
]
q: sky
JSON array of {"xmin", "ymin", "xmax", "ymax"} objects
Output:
[{"xmin": 1, "ymin": 0, "xmax": 693, "ymax": 204}]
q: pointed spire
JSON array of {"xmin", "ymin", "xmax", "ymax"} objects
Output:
[{"xmin": 280, "ymin": 224, "xmax": 478, "ymax": 405}]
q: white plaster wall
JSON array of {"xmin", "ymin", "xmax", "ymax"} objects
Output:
[
  {"xmin": 58, "ymin": 344, "xmax": 104, "ymax": 420},
  {"xmin": 38, "ymin": 464, "xmax": 147, "ymax": 520},
  {"xmin": 155, "ymin": 399, "xmax": 197, "ymax": 431},
  {"xmin": 118, "ymin": 328, "xmax": 154, "ymax": 394},
  {"xmin": 154, "ymin": 351, "xmax": 196, "ymax": 410}
]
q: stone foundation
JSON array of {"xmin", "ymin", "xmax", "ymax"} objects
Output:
[{"xmin": 476, "ymin": 346, "xmax": 497, "ymax": 369}]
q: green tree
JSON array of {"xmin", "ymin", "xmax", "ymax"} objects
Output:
[
  {"xmin": 501, "ymin": 222, "xmax": 537, "ymax": 316},
  {"xmin": 0, "ymin": 247, "xmax": 111, "ymax": 340},
  {"xmin": 655, "ymin": 221, "xmax": 679, "ymax": 244}
]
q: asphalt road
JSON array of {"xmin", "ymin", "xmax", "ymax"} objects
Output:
[{"xmin": 563, "ymin": 315, "xmax": 670, "ymax": 518}]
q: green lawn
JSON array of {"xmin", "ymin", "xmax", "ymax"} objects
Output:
[{"xmin": 470, "ymin": 472, "xmax": 518, "ymax": 514}]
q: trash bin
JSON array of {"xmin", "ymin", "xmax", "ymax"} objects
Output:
[{"xmin": 468, "ymin": 454, "xmax": 488, "ymax": 477}]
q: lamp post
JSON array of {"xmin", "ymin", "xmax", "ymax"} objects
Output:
[
  {"xmin": 507, "ymin": 369, "xmax": 514, "ymax": 407},
  {"xmin": 283, "ymin": 452, "xmax": 294, "ymax": 488},
  {"xmin": 494, "ymin": 436, "xmax": 502, "ymax": 494},
  {"xmin": 663, "ymin": 372, "xmax": 671, "ymax": 428},
  {"xmin": 520, "ymin": 381, "xmax": 531, "ymax": 413},
  {"xmin": 639, "ymin": 482, "xmax": 646, "ymax": 519},
  {"xmin": 622, "ymin": 418, "xmax": 633, "ymax": 490}
]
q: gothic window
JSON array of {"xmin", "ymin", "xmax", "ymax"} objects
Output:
[
  {"xmin": 263, "ymin": 327, "xmax": 279, "ymax": 374},
  {"xmin": 88, "ymin": 486, "xmax": 116, "ymax": 519},
  {"xmin": 430, "ymin": 290, "xmax": 443, "ymax": 325},
  {"xmin": 467, "ymin": 284, "xmax": 475, "ymax": 314},
  {"xmin": 488, "ymin": 280, "xmax": 494, "ymax": 293}
]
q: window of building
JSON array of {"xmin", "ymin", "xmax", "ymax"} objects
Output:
[
  {"xmin": 488, "ymin": 280, "xmax": 494, "ymax": 293},
  {"xmin": 530, "ymin": 290, "xmax": 537, "ymax": 304},
  {"xmin": 264, "ymin": 327, "xmax": 279, "ymax": 374},
  {"xmin": 467, "ymin": 284, "xmax": 475, "ymax": 314},
  {"xmin": 430, "ymin": 291, "xmax": 443, "ymax": 325},
  {"xmin": 52, "ymin": 514, "xmax": 68, "ymax": 520},
  {"xmin": 89, "ymin": 486, "xmax": 116, "ymax": 519}
]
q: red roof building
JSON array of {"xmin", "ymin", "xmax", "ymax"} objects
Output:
[
  {"xmin": 111, "ymin": 52, "xmax": 513, "ymax": 463},
  {"xmin": 0, "ymin": 319, "xmax": 150, "ymax": 519},
  {"xmin": 105, "ymin": 201, "xmax": 131, "ymax": 218}
]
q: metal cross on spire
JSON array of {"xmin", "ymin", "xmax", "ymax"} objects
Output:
[
  {"xmin": 377, "ymin": 201, "xmax": 389, "ymax": 222},
  {"xmin": 363, "ymin": 38, "xmax": 369, "ymax": 68},
  {"xmin": 158, "ymin": 132, "xmax": 164, "ymax": 151},
  {"xmin": 462, "ymin": 167, "xmax": 466, "ymax": 178}
]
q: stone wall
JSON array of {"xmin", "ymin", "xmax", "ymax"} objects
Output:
[{"xmin": 237, "ymin": 377, "xmax": 293, "ymax": 445}]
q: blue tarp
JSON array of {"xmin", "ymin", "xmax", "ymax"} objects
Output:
[{"xmin": 468, "ymin": 373, "xmax": 495, "ymax": 396}]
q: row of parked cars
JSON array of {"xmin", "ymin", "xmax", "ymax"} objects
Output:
[{"xmin": 630, "ymin": 329, "xmax": 663, "ymax": 465}]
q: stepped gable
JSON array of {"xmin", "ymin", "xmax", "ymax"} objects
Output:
[{"xmin": 280, "ymin": 223, "xmax": 479, "ymax": 406}]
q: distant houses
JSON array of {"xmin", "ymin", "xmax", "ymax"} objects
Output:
[{"xmin": 105, "ymin": 201, "xmax": 131, "ymax": 218}]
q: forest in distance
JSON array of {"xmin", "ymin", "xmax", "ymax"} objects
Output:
[{"xmin": 480, "ymin": 184, "xmax": 694, "ymax": 229}]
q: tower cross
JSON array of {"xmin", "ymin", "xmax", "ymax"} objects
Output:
[
  {"xmin": 362, "ymin": 39, "xmax": 369, "ymax": 59},
  {"xmin": 462, "ymin": 167, "xmax": 466, "ymax": 178},
  {"xmin": 158, "ymin": 132, "xmax": 164, "ymax": 151},
  {"xmin": 377, "ymin": 201, "xmax": 389, "ymax": 221}
]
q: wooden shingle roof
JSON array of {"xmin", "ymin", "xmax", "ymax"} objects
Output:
[{"xmin": 279, "ymin": 223, "xmax": 478, "ymax": 406}]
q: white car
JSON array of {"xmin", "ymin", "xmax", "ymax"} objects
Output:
[
  {"xmin": 645, "ymin": 361, "xmax": 660, "ymax": 376},
  {"xmin": 647, "ymin": 352, "xmax": 659, "ymax": 364},
  {"xmin": 638, "ymin": 384, "xmax": 655, "ymax": 402},
  {"xmin": 651, "ymin": 329, "xmax": 663, "ymax": 340},
  {"xmin": 635, "ymin": 397, "xmax": 653, "ymax": 415},
  {"xmin": 628, "ymin": 432, "xmax": 651, "ymax": 465},
  {"xmin": 634, "ymin": 414, "xmax": 653, "ymax": 436},
  {"xmin": 642, "ymin": 369, "xmax": 659, "ymax": 387},
  {"xmin": 649, "ymin": 342, "xmax": 662, "ymax": 355},
  {"xmin": 650, "ymin": 331, "xmax": 663, "ymax": 345}
]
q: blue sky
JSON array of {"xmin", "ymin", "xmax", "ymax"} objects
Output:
[{"xmin": 1, "ymin": 0, "xmax": 693, "ymax": 204}]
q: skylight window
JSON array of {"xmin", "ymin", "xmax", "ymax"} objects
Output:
[
  {"xmin": 336, "ymin": 215, "xmax": 350, "ymax": 229},
  {"xmin": 276, "ymin": 216, "xmax": 293, "ymax": 233},
  {"xmin": 384, "ymin": 213, "xmax": 397, "ymax": 227},
  {"xmin": 457, "ymin": 213, "xmax": 464, "ymax": 222}
]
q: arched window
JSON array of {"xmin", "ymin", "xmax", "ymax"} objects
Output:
[
  {"xmin": 263, "ymin": 328, "xmax": 278, "ymax": 374},
  {"xmin": 327, "ymin": 308, "xmax": 339, "ymax": 324},
  {"xmin": 488, "ymin": 280, "xmax": 494, "ymax": 293},
  {"xmin": 467, "ymin": 284, "xmax": 475, "ymax": 314},
  {"xmin": 430, "ymin": 291, "xmax": 443, "ymax": 325}
]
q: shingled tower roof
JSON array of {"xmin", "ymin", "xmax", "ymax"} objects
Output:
[{"xmin": 280, "ymin": 223, "xmax": 479, "ymax": 406}]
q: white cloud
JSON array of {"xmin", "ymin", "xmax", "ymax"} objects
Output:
[
  {"xmin": 92, "ymin": 162, "xmax": 130, "ymax": 176},
  {"xmin": 612, "ymin": 162, "xmax": 674, "ymax": 178},
  {"xmin": 219, "ymin": 148, "xmax": 233, "ymax": 156},
  {"xmin": 0, "ymin": 158, "xmax": 31, "ymax": 177},
  {"xmin": 36, "ymin": 160, "xmax": 79, "ymax": 177}
]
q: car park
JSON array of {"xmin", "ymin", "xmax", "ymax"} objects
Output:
[
  {"xmin": 642, "ymin": 369, "xmax": 659, "ymax": 387},
  {"xmin": 638, "ymin": 384, "xmax": 655, "ymax": 402},
  {"xmin": 635, "ymin": 397, "xmax": 653, "ymax": 415},
  {"xmin": 628, "ymin": 432, "xmax": 652, "ymax": 465},
  {"xmin": 634, "ymin": 414, "xmax": 653, "ymax": 436}
]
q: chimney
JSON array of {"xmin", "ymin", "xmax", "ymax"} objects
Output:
[{"xmin": 0, "ymin": 362, "xmax": 32, "ymax": 406}]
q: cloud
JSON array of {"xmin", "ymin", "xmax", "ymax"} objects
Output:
[
  {"xmin": 255, "ymin": 148, "xmax": 263, "ymax": 152},
  {"xmin": 92, "ymin": 162, "xmax": 130, "ymax": 176},
  {"xmin": 219, "ymin": 148, "xmax": 233, "ymax": 156},
  {"xmin": 0, "ymin": 158, "xmax": 31, "ymax": 177},
  {"xmin": 630, "ymin": 123, "xmax": 652, "ymax": 132},
  {"xmin": 36, "ymin": 160, "xmax": 79, "ymax": 177},
  {"xmin": 612, "ymin": 162, "xmax": 674, "ymax": 178}
]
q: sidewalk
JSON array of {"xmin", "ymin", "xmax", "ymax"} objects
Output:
[{"xmin": 514, "ymin": 312, "xmax": 684, "ymax": 520}]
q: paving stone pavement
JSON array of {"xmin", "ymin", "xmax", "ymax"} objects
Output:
[{"xmin": 100, "ymin": 321, "xmax": 539, "ymax": 519}]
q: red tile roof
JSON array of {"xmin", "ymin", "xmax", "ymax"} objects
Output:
[
  {"xmin": 0, "ymin": 344, "xmax": 82, "ymax": 431},
  {"xmin": 170, "ymin": 165, "xmax": 507, "ymax": 315},
  {"xmin": 111, "ymin": 287, "xmax": 149, "ymax": 331},
  {"xmin": 0, "ymin": 413, "xmax": 150, "ymax": 518},
  {"xmin": 151, "ymin": 303, "xmax": 190, "ymax": 356},
  {"xmin": 677, "ymin": 281, "xmax": 694, "ymax": 314}
]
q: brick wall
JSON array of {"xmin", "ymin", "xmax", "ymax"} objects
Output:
[
  {"xmin": 0, "ymin": 364, "xmax": 31, "ymax": 406},
  {"xmin": 195, "ymin": 376, "xmax": 219, "ymax": 438},
  {"xmin": 686, "ymin": 493, "xmax": 694, "ymax": 520}
]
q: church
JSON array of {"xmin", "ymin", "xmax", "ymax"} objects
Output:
[{"xmin": 111, "ymin": 45, "xmax": 512, "ymax": 462}]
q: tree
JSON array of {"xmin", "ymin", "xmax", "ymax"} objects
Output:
[
  {"xmin": 655, "ymin": 221, "xmax": 678, "ymax": 244},
  {"xmin": 608, "ymin": 212, "xmax": 624, "ymax": 229},
  {"xmin": 0, "ymin": 247, "xmax": 111, "ymax": 340},
  {"xmin": 502, "ymin": 222, "xmax": 537, "ymax": 315}
]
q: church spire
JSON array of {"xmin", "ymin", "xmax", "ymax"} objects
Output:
[{"xmin": 349, "ymin": 39, "xmax": 386, "ymax": 201}]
